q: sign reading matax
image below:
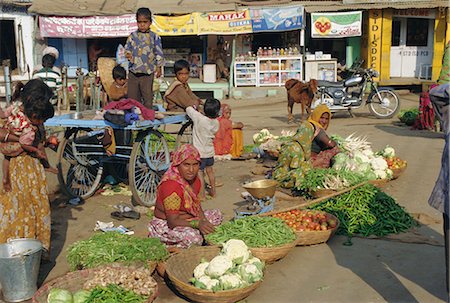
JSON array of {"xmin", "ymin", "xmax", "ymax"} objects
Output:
[{"xmin": 196, "ymin": 10, "xmax": 252, "ymax": 35}]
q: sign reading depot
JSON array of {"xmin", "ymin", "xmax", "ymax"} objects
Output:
[
  {"xmin": 195, "ymin": 10, "xmax": 253, "ymax": 35},
  {"xmin": 311, "ymin": 11, "xmax": 362, "ymax": 38}
]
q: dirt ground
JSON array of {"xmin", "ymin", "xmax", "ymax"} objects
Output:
[{"xmin": 2, "ymin": 90, "xmax": 447, "ymax": 303}]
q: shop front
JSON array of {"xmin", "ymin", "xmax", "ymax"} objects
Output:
[{"xmin": 389, "ymin": 9, "xmax": 435, "ymax": 79}]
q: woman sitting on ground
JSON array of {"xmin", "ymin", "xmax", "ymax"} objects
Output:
[
  {"xmin": 213, "ymin": 103, "xmax": 244, "ymax": 159},
  {"xmin": 148, "ymin": 144, "xmax": 223, "ymax": 248},
  {"xmin": 308, "ymin": 104, "xmax": 340, "ymax": 168}
]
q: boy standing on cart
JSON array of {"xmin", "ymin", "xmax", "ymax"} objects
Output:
[{"xmin": 125, "ymin": 7, "xmax": 164, "ymax": 109}]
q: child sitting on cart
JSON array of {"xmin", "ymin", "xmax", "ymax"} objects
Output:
[
  {"xmin": 108, "ymin": 65, "xmax": 128, "ymax": 101},
  {"xmin": 164, "ymin": 59, "xmax": 203, "ymax": 112},
  {"xmin": 0, "ymin": 81, "xmax": 56, "ymax": 191}
]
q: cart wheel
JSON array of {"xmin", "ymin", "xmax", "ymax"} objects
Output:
[
  {"xmin": 56, "ymin": 129, "xmax": 104, "ymax": 199},
  {"xmin": 175, "ymin": 120, "xmax": 193, "ymax": 150},
  {"xmin": 129, "ymin": 129, "xmax": 170, "ymax": 206}
]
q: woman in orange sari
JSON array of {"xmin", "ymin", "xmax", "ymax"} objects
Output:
[
  {"xmin": 308, "ymin": 104, "xmax": 340, "ymax": 168},
  {"xmin": 148, "ymin": 144, "xmax": 222, "ymax": 248},
  {"xmin": 213, "ymin": 104, "xmax": 244, "ymax": 159}
]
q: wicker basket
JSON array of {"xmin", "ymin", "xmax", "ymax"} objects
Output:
[
  {"xmin": 74, "ymin": 260, "xmax": 157, "ymax": 274},
  {"xmin": 368, "ymin": 178, "xmax": 389, "ymax": 188},
  {"xmin": 165, "ymin": 246, "xmax": 262, "ymax": 303},
  {"xmin": 249, "ymin": 239, "xmax": 297, "ymax": 264},
  {"xmin": 391, "ymin": 165, "xmax": 407, "ymax": 179},
  {"xmin": 32, "ymin": 265, "xmax": 158, "ymax": 303},
  {"xmin": 295, "ymin": 214, "xmax": 340, "ymax": 246}
]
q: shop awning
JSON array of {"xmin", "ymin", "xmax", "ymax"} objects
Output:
[
  {"xmin": 28, "ymin": 0, "xmax": 238, "ymax": 16},
  {"xmin": 299, "ymin": 0, "xmax": 449, "ymax": 12}
]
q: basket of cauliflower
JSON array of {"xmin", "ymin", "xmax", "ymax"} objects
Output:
[{"xmin": 165, "ymin": 240, "xmax": 264, "ymax": 303}]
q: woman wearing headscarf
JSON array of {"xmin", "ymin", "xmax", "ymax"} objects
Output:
[
  {"xmin": 148, "ymin": 144, "xmax": 223, "ymax": 248},
  {"xmin": 307, "ymin": 104, "xmax": 340, "ymax": 168},
  {"xmin": 273, "ymin": 121, "xmax": 314, "ymax": 189},
  {"xmin": 213, "ymin": 103, "xmax": 244, "ymax": 159}
]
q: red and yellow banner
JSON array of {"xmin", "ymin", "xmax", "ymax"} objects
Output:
[{"xmin": 195, "ymin": 10, "xmax": 252, "ymax": 35}]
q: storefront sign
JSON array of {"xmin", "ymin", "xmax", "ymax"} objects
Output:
[
  {"xmin": 249, "ymin": 6, "xmax": 304, "ymax": 32},
  {"xmin": 195, "ymin": 10, "xmax": 252, "ymax": 35},
  {"xmin": 151, "ymin": 14, "xmax": 198, "ymax": 36},
  {"xmin": 368, "ymin": 9, "xmax": 382, "ymax": 77},
  {"xmin": 393, "ymin": 9, "xmax": 435, "ymax": 19},
  {"xmin": 39, "ymin": 15, "xmax": 136, "ymax": 38},
  {"xmin": 311, "ymin": 11, "xmax": 362, "ymax": 38}
]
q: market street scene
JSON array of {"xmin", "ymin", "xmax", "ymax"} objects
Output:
[{"xmin": 0, "ymin": 0, "xmax": 449, "ymax": 303}]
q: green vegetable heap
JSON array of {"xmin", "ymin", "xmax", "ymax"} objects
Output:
[
  {"xmin": 300, "ymin": 168, "xmax": 367, "ymax": 192},
  {"xmin": 67, "ymin": 232, "xmax": 169, "ymax": 271},
  {"xmin": 309, "ymin": 184, "xmax": 418, "ymax": 237},
  {"xmin": 206, "ymin": 216, "xmax": 296, "ymax": 248},
  {"xmin": 85, "ymin": 284, "xmax": 147, "ymax": 303}
]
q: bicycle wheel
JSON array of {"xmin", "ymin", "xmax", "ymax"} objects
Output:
[
  {"xmin": 129, "ymin": 129, "xmax": 170, "ymax": 206},
  {"xmin": 175, "ymin": 120, "xmax": 193, "ymax": 150},
  {"xmin": 56, "ymin": 128, "xmax": 104, "ymax": 199}
]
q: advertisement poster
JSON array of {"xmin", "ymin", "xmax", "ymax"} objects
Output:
[
  {"xmin": 311, "ymin": 11, "xmax": 362, "ymax": 38},
  {"xmin": 39, "ymin": 15, "xmax": 136, "ymax": 38},
  {"xmin": 151, "ymin": 14, "xmax": 198, "ymax": 36},
  {"xmin": 250, "ymin": 6, "xmax": 304, "ymax": 32},
  {"xmin": 196, "ymin": 10, "xmax": 252, "ymax": 35}
]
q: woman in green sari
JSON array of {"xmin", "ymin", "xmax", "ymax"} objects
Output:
[{"xmin": 272, "ymin": 122, "xmax": 314, "ymax": 189}]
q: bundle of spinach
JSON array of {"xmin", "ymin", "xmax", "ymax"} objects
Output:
[
  {"xmin": 67, "ymin": 232, "xmax": 169, "ymax": 271},
  {"xmin": 309, "ymin": 184, "xmax": 418, "ymax": 237}
]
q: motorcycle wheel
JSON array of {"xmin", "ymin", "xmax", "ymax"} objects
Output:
[{"xmin": 368, "ymin": 89, "xmax": 400, "ymax": 119}]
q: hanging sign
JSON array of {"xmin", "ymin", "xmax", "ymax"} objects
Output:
[
  {"xmin": 311, "ymin": 11, "xmax": 362, "ymax": 38},
  {"xmin": 250, "ymin": 5, "xmax": 304, "ymax": 32},
  {"xmin": 39, "ymin": 15, "xmax": 136, "ymax": 38},
  {"xmin": 195, "ymin": 10, "xmax": 252, "ymax": 35},
  {"xmin": 151, "ymin": 14, "xmax": 198, "ymax": 36}
]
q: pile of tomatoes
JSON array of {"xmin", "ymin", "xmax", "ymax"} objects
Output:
[
  {"xmin": 272, "ymin": 209, "xmax": 338, "ymax": 232},
  {"xmin": 386, "ymin": 157, "xmax": 407, "ymax": 170}
]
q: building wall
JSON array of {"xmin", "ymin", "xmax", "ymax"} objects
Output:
[{"xmin": 0, "ymin": 7, "xmax": 35, "ymax": 80}]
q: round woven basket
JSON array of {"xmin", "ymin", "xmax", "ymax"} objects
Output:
[
  {"xmin": 295, "ymin": 214, "xmax": 340, "ymax": 246},
  {"xmin": 165, "ymin": 246, "xmax": 262, "ymax": 303},
  {"xmin": 368, "ymin": 178, "xmax": 389, "ymax": 188},
  {"xmin": 391, "ymin": 165, "xmax": 407, "ymax": 179},
  {"xmin": 310, "ymin": 188, "xmax": 338, "ymax": 199},
  {"xmin": 32, "ymin": 265, "xmax": 158, "ymax": 303},
  {"xmin": 249, "ymin": 238, "xmax": 297, "ymax": 264}
]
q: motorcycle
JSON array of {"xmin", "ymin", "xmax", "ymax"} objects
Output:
[{"xmin": 311, "ymin": 65, "xmax": 400, "ymax": 119}]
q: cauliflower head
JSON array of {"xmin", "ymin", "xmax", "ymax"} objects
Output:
[
  {"xmin": 382, "ymin": 146, "xmax": 395, "ymax": 158},
  {"xmin": 238, "ymin": 263, "xmax": 263, "ymax": 284},
  {"xmin": 219, "ymin": 273, "xmax": 243, "ymax": 290},
  {"xmin": 193, "ymin": 261, "xmax": 209, "ymax": 279},
  {"xmin": 222, "ymin": 239, "xmax": 250, "ymax": 264},
  {"xmin": 205, "ymin": 255, "xmax": 233, "ymax": 278},
  {"xmin": 193, "ymin": 275, "xmax": 221, "ymax": 291},
  {"xmin": 370, "ymin": 157, "xmax": 388, "ymax": 171}
]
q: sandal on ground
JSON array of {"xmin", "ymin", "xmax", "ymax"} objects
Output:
[{"xmin": 111, "ymin": 210, "xmax": 140, "ymax": 220}]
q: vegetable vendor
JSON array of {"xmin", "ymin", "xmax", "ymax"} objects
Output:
[
  {"xmin": 308, "ymin": 104, "xmax": 340, "ymax": 168},
  {"xmin": 148, "ymin": 144, "xmax": 223, "ymax": 248},
  {"xmin": 272, "ymin": 121, "xmax": 314, "ymax": 188}
]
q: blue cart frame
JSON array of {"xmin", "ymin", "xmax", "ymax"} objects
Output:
[{"xmin": 45, "ymin": 112, "xmax": 191, "ymax": 206}]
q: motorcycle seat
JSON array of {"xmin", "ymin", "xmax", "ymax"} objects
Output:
[{"xmin": 317, "ymin": 80, "xmax": 343, "ymax": 87}]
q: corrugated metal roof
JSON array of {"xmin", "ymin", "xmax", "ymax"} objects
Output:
[{"xmin": 28, "ymin": 0, "xmax": 449, "ymax": 16}]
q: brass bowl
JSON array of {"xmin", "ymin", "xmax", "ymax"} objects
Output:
[{"xmin": 242, "ymin": 179, "xmax": 278, "ymax": 199}]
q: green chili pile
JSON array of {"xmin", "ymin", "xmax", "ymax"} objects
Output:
[
  {"xmin": 85, "ymin": 284, "xmax": 147, "ymax": 303},
  {"xmin": 67, "ymin": 232, "xmax": 169, "ymax": 270},
  {"xmin": 309, "ymin": 184, "xmax": 418, "ymax": 237},
  {"xmin": 205, "ymin": 216, "xmax": 296, "ymax": 248}
]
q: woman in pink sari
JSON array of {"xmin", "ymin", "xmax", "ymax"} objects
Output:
[
  {"xmin": 148, "ymin": 144, "xmax": 222, "ymax": 248},
  {"xmin": 213, "ymin": 104, "xmax": 244, "ymax": 158}
]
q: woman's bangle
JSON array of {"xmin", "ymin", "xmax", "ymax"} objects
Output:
[
  {"xmin": 4, "ymin": 132, "xmax": 10, "ymax": 143},
  {"xmin": 189, "ymin": 220, "xmax": 199, "ymax": 229}
]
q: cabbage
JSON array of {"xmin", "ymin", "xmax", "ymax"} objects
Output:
[
  {"xmin": 73, "ymin": 290, "xmax": 90, "ymax": 303},
  {"xmin": 47, "ymin": 288, "xmax": 73, "ymax": 303},
  {"xmin": 238, "ymin": 263, "xmax": 263, "ymax": 284}
]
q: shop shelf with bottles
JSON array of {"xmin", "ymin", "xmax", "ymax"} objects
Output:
[
  {"xmin": 257, "ymin": 56, "xmax": 303, "ymax": 87},
  {"xmin": 234, "ymin": 61, "xmax": 257, "ymax": 87}
]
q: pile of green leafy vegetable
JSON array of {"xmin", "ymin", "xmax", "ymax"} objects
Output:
[
  {"xmin": 299, "ymin": 168, "xmax": 368, "ymax": 192},
  {"xmin": 309, "ymin": 184, "xmax": 418, "ymax": 237},
  {"xmin": 206, "ymin": 216, "xmax": 296, "ymax": 248},
  {"xmin": 398, "ymin": 107, "xmax": 419, "ymax": 126},
  {"xmin": 67, "ymin": 232, "xmax": 169, "ymax": 271},
  {"xmin": 85, "ymin": 284, "xmax": 147, "ymax": 303}
]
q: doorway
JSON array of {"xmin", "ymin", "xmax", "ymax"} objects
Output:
[
  {"xmin": 0, "ymin": 20, "xmax": 18, "ymax": 70},
  {"xmin": 390, "ymin": 17, "xmax": 434, "ymax": 78}
]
